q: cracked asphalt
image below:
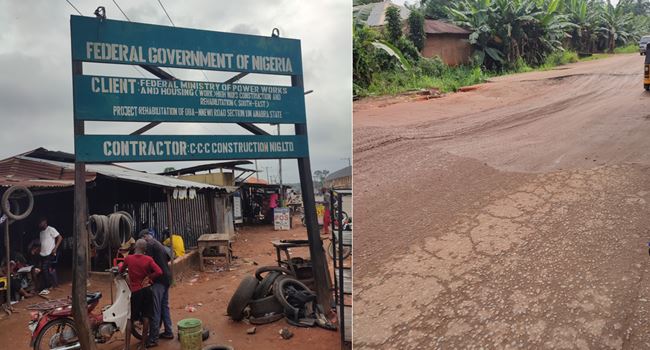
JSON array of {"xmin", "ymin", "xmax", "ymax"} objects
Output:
[{"xmin": 353, "ymin": 54, "xmax": 650, "ymax": 349}]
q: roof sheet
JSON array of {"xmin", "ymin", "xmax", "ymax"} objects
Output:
[
  {"xmin": 353, "ymin": 1, "xmax": 410, "ymax": 26},
  {"xmin": 158, "ymin": 160, "xmax": 254, "ymax": 176},
  {"xmin": 13, "ymin": 156, "xmax": 223, "ymax": 191},
  {"xmin": 424, "ymin": 20, "xmax": 471, "ymax": 35},
  {"xmin": 0, "ymin": 156, "xmax": 95, "ymax": 189},
  {"xmin": 325, "ymin": 166, "xmax": 352, "ymax": 182}
]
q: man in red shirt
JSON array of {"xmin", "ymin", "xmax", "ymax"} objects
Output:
[{"xmin": 119, "ymin": 239, "xmax": 162, "ymax": 350}]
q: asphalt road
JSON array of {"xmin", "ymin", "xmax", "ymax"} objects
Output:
[{"xmin": 353, "ymin": 54, "xmax": 650, "ymax": 349}]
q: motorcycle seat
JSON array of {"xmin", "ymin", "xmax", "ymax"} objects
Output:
[{"xmin": 86, "ymin": 292, "xmax": 102, "ymax": 304}]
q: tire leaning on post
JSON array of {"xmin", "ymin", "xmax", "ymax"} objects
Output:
[{"xmin": 1, "ymin": 185, "xmax": 34, "ymax": 220}]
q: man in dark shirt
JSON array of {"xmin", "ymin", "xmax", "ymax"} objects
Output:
[{"xmin": 139, "ymin": 230, "xmax": 174, "ymax": 347}]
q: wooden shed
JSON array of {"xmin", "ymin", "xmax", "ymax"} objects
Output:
[{"xmin": 421, "ymin": 20, "xmax": 472, "ymax": 66}]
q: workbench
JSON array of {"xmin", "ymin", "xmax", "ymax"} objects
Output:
[{"xmin": 197, "ymin": 233, "xmax": 232, "ymax": 271}]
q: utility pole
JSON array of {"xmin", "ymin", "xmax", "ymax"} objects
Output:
[
  {"xmin": 72, "ymin": 60, "xmax": 96, "ymax": 350},
  {"xmin": 264, "ymin": 166, "xmax": 270, "ymax": 183}
]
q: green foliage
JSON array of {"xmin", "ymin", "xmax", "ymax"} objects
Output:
[
  {"xmin": 396, "ymin": 37, "xmax": 421, "ymax": 62},
  {"xmin": 614, "ymin": 43, "xmax": 639, "ymax": 53},
  {"xmin": 353, "ymin": 0, "xmax": 383, "ymax": 5},
  {"xmin": 363, "ymin": 63, "xmax": 489, "ymax": 96},
  {"xmin": 385, "ymin": 6, "xmax": 403, "ymax": 44},
  {"xmin": 421, "ymin": 0, "xmax": 455, "ymax": 19},
  {"xmin": 416, "ymin": 56, "xmax": 446, "ymax": 76},
  {"xmin": 540, "ymin": 50, "xmax": 579, "ymax": 69},
  {"xmin": 408, "ymin": 10, "xmax": 426, "ymax": 51},
  {"xmin": 353, "ymin": 0, "xmax": 650, "ymax": 97},
  {"xmin": 353, "ymin": 23, "xmax": 381, "ymax": 91}
]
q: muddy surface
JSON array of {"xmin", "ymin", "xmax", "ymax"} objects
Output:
[
  {"xmin": 0, "ymin": 223, "xmax": 339, "ymax": 350},
  {"xmin": 354, "ymin": 54, "xmax": 650, "ymax": 349}
]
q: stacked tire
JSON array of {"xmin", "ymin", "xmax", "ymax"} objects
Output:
[
  {"xmin": 226, "ymin": 266, "xmax": 298, "ymax": 325},
  {"xmin": 88, "ymin": 211, "xmax": 133, "ymax": 250}
]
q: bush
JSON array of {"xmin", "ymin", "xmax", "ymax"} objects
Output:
[
  {"xmin": 416, "ymin": 56, "xmax": 445, "ymax": 76},
  {"xmin": 396, "ymin": 37, "xmax": 420, "ymax": 63},
  {"xmin": 614, "ymin": 44, "xmax": 638, "ymax": 53},
  {"xmin": 542, "ymin": 50, "xmax": 578, "ymax": 69},
  {"xmin": 511, "ymin": 57, "xmax": 533, "ymax": 73}
]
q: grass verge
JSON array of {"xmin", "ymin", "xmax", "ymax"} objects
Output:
[{"xmin": 358, "ymin": 48, "xmax": 631, "ymax": 97}]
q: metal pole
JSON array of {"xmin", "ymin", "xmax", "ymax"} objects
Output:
[
  {"xmin": 166, "ymin": 190, "xmax": 175, "ymax": 282},
  {"xmin": 278, "ymin": 125, "xmax": 283, "ymax": 206},
  {"xmin": 71, "ymin": 59, "xmax": 96, "ymax": 350},
  {"xmin": 4, "ymin": 219, "xmax": 10, "ymax": 310},
  {"xmin": 337, "ymin": 191, "xmax": 345, "ymax": 347},
  {"xmin": 292, "ymin": 74, "xmax": 332, "ymax": 310}
]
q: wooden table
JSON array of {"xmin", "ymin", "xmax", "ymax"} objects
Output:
[
  {"xmin": 271, "ymin": 239, "xmax": 310, "ymax": 275},
  {"xmin": 197, "ymin": 233, "xmax": 232, "ymax": 271}
]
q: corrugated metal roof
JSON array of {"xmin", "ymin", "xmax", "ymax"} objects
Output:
[
  {"xmin": 12, "ymin": 156, "xmax": 224, "ymax": 191},
  {"xmin": 353, "ymin": 1, "xmax": 410, "ymax": 27},
  {"xmin": 325, "ymin": 166, "xmax": 352, "ymax": 182},
  {"xmin": 0, "ymin": 156, "xmax": 96, "ymax": 189},
  {"xmin": 158, "ymin": 160, "xmax": 254, "ymax": 176},
  {"xmin": 424, "ymin": 20, "xmax": 471, "ymax": 35}
]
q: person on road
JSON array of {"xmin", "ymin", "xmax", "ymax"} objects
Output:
[
  {"xmin": 120, "ymin": 239, "xmax": 162, "ymax": 350},
  {"xmin": 140, "ymin": 230, "xmax": 174, "ymax": 347},
  {"xmin": 322, "ymin": 188, "xmax": 331, "ymax": 234},
  {"xmin": 37, "ymin": 217, "xmax": 62, "ymax": 296}
]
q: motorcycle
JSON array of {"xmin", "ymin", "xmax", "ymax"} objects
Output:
[{"xmin": 29, "ymin": 269, "xmax": 143, "ymax": 350}]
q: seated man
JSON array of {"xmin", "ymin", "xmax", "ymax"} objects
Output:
[
  {"xmin": 1, "ymin": 260, "xmax": 33, "ymax": 302},
  {"xmin": 162, "ymin": 233, "xmax": 185, "ymax": 258},
  {"xmin": 119, "ymin": 239, "xmax": 162, "ymax": 350}
]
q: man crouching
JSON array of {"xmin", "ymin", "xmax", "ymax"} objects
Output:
[{"xmin": 120, "ymin": 239, "xmax": 162, "ymax": 350}]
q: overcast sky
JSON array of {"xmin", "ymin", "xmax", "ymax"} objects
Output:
[{"xmin": 0, "ymin": 0, "xmax": 351, "ymax": 184}]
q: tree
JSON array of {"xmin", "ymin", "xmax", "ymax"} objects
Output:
[
  {"xmin": 385, "ymin": 6, "xmax": 403, "ymax": 44},
  {"xmin": 599, "ymin": 2, "xmax": 634, "ymax": 52},
  {"xmin": 408, "ymin": 10, "xmax": 426, "ymax": 51},
  {"xmin": 313, "ymin": 170, "xmax": 330, "ymax": 189},
  {"xmin": 421, "ymin": 0, "xmax": 455, "ymax": 19}
]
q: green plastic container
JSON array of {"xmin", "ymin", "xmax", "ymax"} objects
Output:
[{"xmin": 177, "ymin": 318, "xmax": 203, "ymax": 350}]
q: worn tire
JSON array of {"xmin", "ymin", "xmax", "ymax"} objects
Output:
[
  {"xmin": 249, "ymin": 313, "xmax": 283, "ymax": 325},
  {"xmin": 248, "ymin": 294, "xmax": 284, "ymax": 317},
  {"xmin": 273, "ymin": 277, "xmax": 313, "ymax": 321},
  {"xmin": 202, "ymin": 346, "xmax": 234, "ymax": 350},
  {"xmin": 227, "ymin": 275, "xmax": 258, "ymax": 321},
  {"xmin": 253, "ymin": 271, "xmax": 280, "ymax": 299},
  {"xmin": 1, "ymin": 186, "xmax": 33, "ymax": 221},
  {"xmin": 254, "ymin": 266, "xmax": 294, "ymax": 281}
]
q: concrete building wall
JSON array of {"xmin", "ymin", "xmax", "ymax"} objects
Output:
[
  {"xmin": 421, "ymin": 34, "xmax": 472, "ymax": 66},
  {"xmin": 181, "ymin": 172, "xmax": 234, "ymax": 186}
]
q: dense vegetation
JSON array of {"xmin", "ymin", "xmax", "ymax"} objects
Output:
[{"xmin": 354, "ymin": 0, "xmax": 650, "ymax": 97}]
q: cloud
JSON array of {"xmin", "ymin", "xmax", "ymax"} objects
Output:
[{"xmin": 0, "ymin": 0, "xmax": 352, "ymax": 183}]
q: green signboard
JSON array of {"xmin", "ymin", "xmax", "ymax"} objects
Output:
[
  {"xmin": 75, "ymin": 135, "xmax": 308, "ymax": 162},
  {"xmin": 70, "ymin": 15, "xmax": 302, "ymax": 75},
  {"xmin": 73, "ymin": 75, "xmax": 306, "ymax": 123}
]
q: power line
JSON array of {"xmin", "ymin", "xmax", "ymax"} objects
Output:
[
  {"xmin": 65, "ymin": 0, "xmax": 82, "ymax": 15},
  {"xmin": 154, "ymin": 0, "xmax": 210, "ymax": 82},
  {"xmin": 111, "ymin": 0, "xmax": 131, "ymax": 21},
  {"xmin": 156, "ymin": 0, "xmax": 175, "ymax": 27}
]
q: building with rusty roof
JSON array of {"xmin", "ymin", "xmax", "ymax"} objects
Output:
[{"xmin": 421, "ymin": 19, "xmax": 472, "ymax": 66}]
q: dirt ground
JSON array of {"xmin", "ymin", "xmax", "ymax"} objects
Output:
[
  {"xmin": 354, "ymin": 54, "xmax": 650, "ymax": 349},
  {"xmin": 0, "ymin": 222, "xmax": 341, "ymax": 350}
]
